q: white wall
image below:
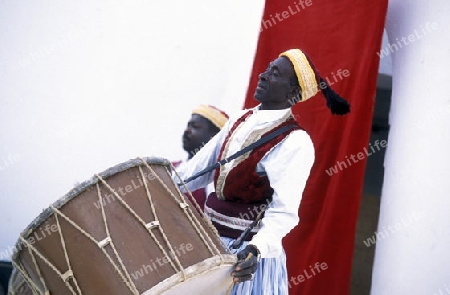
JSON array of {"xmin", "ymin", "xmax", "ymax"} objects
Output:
[
  {"xmin": 371, "ymin": 1, "xmax": 450, "ymax": 294},
  {"xmin": 0, "ymin": 0, "xmax": 264, "ymax": 260}
]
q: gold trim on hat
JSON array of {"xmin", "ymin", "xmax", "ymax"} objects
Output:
[
  {"xmin": 192, "ymin": 105, "xmax": 228, "ymax": 129},
  {"xmin": 280, "ymin": 49, "xmax": 319, "ymax": 102}
]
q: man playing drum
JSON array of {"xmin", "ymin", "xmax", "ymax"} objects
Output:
[{"xmin": 176, "ymin": 48, "xmax": 350, "ymax": 294}]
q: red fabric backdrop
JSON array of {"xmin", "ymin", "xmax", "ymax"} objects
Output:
[{"xmin": 243, "ymin": 1, "xmax": 388, "ymax": 294}]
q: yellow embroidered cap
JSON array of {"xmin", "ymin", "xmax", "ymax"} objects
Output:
[
  {"xmin": 279, "ymin": 48, "xmax": 351, "ymax": 115},
  {"xmin": 279, "ymin": 49, "xmax": 319, "ymax": 102},
  {"xmin": 192, "ymin": 105, "xmax": 229, "ymax": 129}
]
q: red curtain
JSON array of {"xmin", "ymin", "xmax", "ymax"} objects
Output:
[{"xmin": 243, "ymin": 1, "xmax": 388, "ymax": 294}]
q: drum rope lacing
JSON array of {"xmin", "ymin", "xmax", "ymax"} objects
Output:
[
  {"xmin": 170, "ymin": 162, "xmax": 231, "ymax": 257},
  {"xmin": 51, "ymin": 203, "xmax": 140, "ymax": 295},
  {"xmin": 54, "ymin": 213, "xmax": 82, "ymax": 293},
  {"xmin": 26, "ymin": 240, "xmax": 49, "ymax": 294},
  {"xmin": 7, "ymin": 268, "xmax": 36, "ymax": 295},
  {"xmin": 14, "ymin": 197, "xmax": 142, "ymax": 294},
  {"xmin": 16, "ymin": 229, "xmax": 79, "ymax": 295},
  {"xmin": 95, "ymin": 172, "xmax": 186, "ymax": 285},
  {"xmin": 139, "ymin": 159, "xmax": 226, "ymax": 264},
  {"xmin": 171, "ymin": 162, "xmax": 241, "ymax": 294},
  {"xmin": 137, "ymin": 165, "xmax": 187, "ymax": 276},
  {"xmin": 95, "ymin": 182, "xmax": 140, "ymax": 294},
  {"xmin": 12, "ymin": 259, "xmax": 44, "ymax": 295}
]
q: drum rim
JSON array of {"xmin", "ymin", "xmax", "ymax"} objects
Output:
[
  {"xmin": 141, "ymin": 254, "xmax": 237, "ymax": 295},
  {"xmin": 11, "ymin": 156, "xmax": 171, "ymax": 262}
]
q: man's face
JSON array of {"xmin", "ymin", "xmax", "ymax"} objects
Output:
[
  {"xmin": 254, "ymin": 56, "xmax": 299, "ymax": 109},
  {"xmin": 182, "ymin": 114, "xmax": 217, "ymax": 158}
]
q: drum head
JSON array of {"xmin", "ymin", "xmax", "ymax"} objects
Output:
[{"xmin": 143, "ymin": 254, "xmax": 236, "ymax": 295}]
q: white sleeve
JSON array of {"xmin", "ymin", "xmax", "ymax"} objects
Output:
[
  {"xmin": 249, "ymin": 130, "xmax": 315, "ymax": 258},
  {"xmin": 174, "ymin": 133, "xmax": 221, "ymax": 192}
]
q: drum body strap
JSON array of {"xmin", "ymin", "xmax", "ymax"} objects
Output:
[{"xmin": 180, "ymin": 124, "xmax": 297, "ymax": 185}]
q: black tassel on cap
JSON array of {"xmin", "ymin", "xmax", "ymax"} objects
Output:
[{"xmin": 319, "ymin": 77, "xmax": 351, "ymax": 115}]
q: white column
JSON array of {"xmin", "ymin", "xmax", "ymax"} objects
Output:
[{"xmin": 371, "ymin": 1, "xmax": 450, "ymax": 294}]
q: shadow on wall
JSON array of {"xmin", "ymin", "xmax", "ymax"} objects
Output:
[{"xmin": 350, "ymin": 84, "xmax": 392, "ymax": 295}]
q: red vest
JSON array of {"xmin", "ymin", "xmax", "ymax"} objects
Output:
[
  {"xmin": 213, "ymin": 111, "xmax": 302, "ymax": 204},
  {"xmin": 205, "ymin": 110, "xmax": 302, "ymax": 239}
]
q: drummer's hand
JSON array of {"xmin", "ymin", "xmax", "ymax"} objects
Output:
[{"xmin": 231, "ymin": 244, "xmax": 260, "ymax": 283}]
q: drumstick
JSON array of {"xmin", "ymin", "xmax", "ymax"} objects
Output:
[{"xmin": 225, "ymin": 253, "xmax": 254, "ymax": 295}]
